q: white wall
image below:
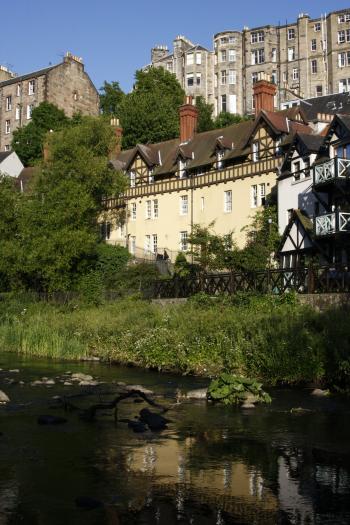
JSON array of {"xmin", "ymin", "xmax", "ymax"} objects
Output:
[{"xmin": 0, "ymin": 152, "xmax": 23, "ymax": 178}]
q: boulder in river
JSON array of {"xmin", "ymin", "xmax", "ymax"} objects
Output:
[
  {"xmin": 311, "ymin": 388, "xmax": 330, "ymax": 397},
  {"xmin": 123, "ymin": 384, "xmax": 154, "ymax": 395},
  {"xmin": 0, "ymin": 390, "xmax": 10, "ymax": 404},
  {"xmin": 183, "ymin": 388, "xmax": 208, "ymax": 400},
  {"xmin": 71, "ymin": 373, "xmax": 94, "ymax": 382},
  {"xmin": 139, "ymin": 408, "xmax": 168, "ymax": 431}
]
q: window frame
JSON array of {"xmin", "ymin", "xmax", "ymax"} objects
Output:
[{"xmin": 224, "ymin": 190, "xmax": 232, "ymax": 213}]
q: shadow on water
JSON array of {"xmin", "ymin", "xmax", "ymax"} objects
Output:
[{"xmin": 0, "ymin": 352, "xmax": 350, "ymax": 524}]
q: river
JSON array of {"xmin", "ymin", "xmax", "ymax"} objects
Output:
[{"xmin": 0, "ymin": 352, "xmax": 350, "ymax": 525}]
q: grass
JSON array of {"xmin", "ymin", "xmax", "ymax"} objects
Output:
[{"xmin": 0, "ymin": 292, "xmax": 349, "ymax": 388}]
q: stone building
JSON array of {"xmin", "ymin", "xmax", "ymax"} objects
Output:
[
  {"xmin": 0, "ymin": 53, "xmax": 99, "ymax": 151},
  {"xmin": 147, "ymin": 8, "xmax": 350, "ymax": 116}
]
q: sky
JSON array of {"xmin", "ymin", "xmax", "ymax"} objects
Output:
[{"xmin": 1, "ymin": 0, "xmax": 350, "ymax": 93}]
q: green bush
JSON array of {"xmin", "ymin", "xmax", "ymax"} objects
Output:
[{"xmin": 208, "ymin": 373, "xmax": 271, "ymax": 405}]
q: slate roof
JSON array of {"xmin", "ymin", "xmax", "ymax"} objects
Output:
[
  {"xmin": 0, "ymin": 151, "xmax": 12, "ymax": 163},
  {"xmin": 0, "ymin": 65, "xmax": 59, "ymax": 88},
  {"xmin": 301, "ymin": 92, "xmax": 350, "ymax": 120}
]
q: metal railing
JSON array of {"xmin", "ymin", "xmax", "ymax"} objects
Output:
[
  {"xmin": 315, "ymin": 211, "xmax": 350, "ymax": 236},
  {"xmin": 313, "ymin": 157, "xmax": 350, "ymax": 186},
  {"xmin": 146, "ymin": 266, "xmax": 350, "ymax": 298}
]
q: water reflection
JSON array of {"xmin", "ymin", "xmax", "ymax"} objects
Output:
[{"xmin": 0, "ymin": 353, "xmax": 350, "ymax": 524}]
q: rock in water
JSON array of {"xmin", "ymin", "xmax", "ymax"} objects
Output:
[
  {"xmin": 123, "ymin": 384, "xmax": 154, "ymax": 395},
  {"xmin": 185, "ymin": 388, "xmax": 208, "ymax": 400},
  {"xmin": 0, "ymin": 390, "xmax": 10, "ymax": 404},
  {"xmin": 128, "ymin": 420, "xmax": 147, "ymax": 433},
  {"xmin": 37, "ymin": 415, "xmax": 67, "ymax": 425},
  {"xmin": 139, "ymin": 408, "xmax": 168, "ymax": 431},
  {"xmin": 311, "ymin": 388, "xmax": 329, "ymax": 397},
  {"xmin": 75, "ymin": 496, "xmax": 103, "ymax": 510},
  {"xmin": 71, "ymin": 373, "xmax": 94, "ymax": 382}
]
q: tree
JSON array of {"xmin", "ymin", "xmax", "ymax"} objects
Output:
[
  {"xmin": 99, "ymin": 81, "xmax": 125, "ymax": 116},
  {"xmin": 195, "ymin": 96, "xmax": 214, "ymax": 133},
  {"xmin": 11, "ymin": 102, "xmax": 69, "ymax": 166},
  {"xmin": 213, "ymin": 112, "xmax": 251, "ymax": 129},
  {"xmin": 120, "ymin": 68, "xmax": 185, "ymax": 149},
  {"xmin": 14, "ymin": 117, "xmax": 126, "ymax": 292}
]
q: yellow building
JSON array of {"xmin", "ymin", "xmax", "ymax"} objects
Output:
[{"xmin": 106, "ymin": 80, "xmax": 311, "ymax": 261}]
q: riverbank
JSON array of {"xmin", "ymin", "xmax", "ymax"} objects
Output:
[{"xmin": 0, "ymin": 292, "xmax": 349, "ymax": 388}]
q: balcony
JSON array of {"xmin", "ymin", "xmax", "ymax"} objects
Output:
[
  {"xmin": 315, "ymin": 211, "xmax": 350, "ymax": 236},
  {"xmin": 313, "ymin": 157, "xmax": 350, "ymax": 187}
]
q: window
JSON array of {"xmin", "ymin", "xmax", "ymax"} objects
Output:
[
  {"xmin": 153, "ymin": 199, "xmax": 158, "ymax": 218},
  {"xmin": 130, "ymin": 236, "xmax": 136, "ymax": 255},
  {"xmin": 129, "ymin": 171, "xmax": 136, "ymax": 187},
  {"xmin": 228, "ymin": 49, "xmax": 236, "ymax": 62},
  {"xmin": 5, "ymin": 120, "xmax": 10, "ymax": 134},
  {"xmin": 316, "ymin": 85, "xmax": 323, "ymax": 96},
  {"xmin": 272, "ymin": 48, "xmax": 277, "ymax": 62},
  {"xmin": 180, "ymin": 231, "xmax": 188, "ymax": 251},
  {"xmin": 252, "ymin": 141, "xmax": 260, "ymax": 162},
  {"xmin": 311, "ymin": 39, "xmax": 317, "ymax": 51},
  {"xmin": 339, "ymin": 78, "xmax": 350, "ymax": 92},
  {"xmin": 293, "ymin": 160, "xmax": 301, "ymax": 181},
  {"xmin": 180, "ymin": 195, "xmax": 188, "ymax": 215},
  {"xmin": 220, "ymin": 37, "xmax": 228, "ymax": 44},
  {"xmin": 338, "ymin": 13, "xmax": 350, "ymax": 23},
  {"xmin": 224, "ymin": 190, "xmax": 232, "ymax": 213},
  {"xmin": 251, "ymin": 31, "xmax": 264, "ymax": 43},
  {"xmin": 288, "ymin": 47, "xmax": 295, "ymax": 61},
  {"xmin": 311, "ymin": 59, "xmax": 317, "ymax": 74},
  {"xmin": 217, "ymin": 150, "xmax": 225, "ymax": 169},
  {"xmin": 228, "ymin": 69, "xmax": 236, "ymax": 84},
  {"xmin": 221, "ymin": 70, "xmax": 227, "ymax": 85},
  {"xmin": 251, "ymin": 49, "xmax": 265, "ymax": 65},
  {"xmin": 152, "ymin": 234, "xmax": 158, "ymax": 254},
  {"xmin": 229, "ymin": 36, "xmax": 236, "ymax": 43},
  {"xmin": 16, "ymin": 84, "xmax": 21, "ymax": 97},
  {"xmin": 288, "ymin": 28, "xmax": 295, "ymax": 40},
  {"xmin": 4, "ymin": 145, "xmax": 10, "ymax": 152},
  {"xmin": 131, "ymin": 202, "xmax": 136, "ymax": 220},
  {"xmin": 314, "ymin": 23, "xmax": 321, "ymax": 32},
  {"xmin": 252, "ymin": 72, "xmax": 259, "ymax": 84},
  {"xmin": 251, "ymin": 185, "xmax": 258, "ymax": 207},
  {"xmin": 221, "ymin": 94, "xmax": 227, "ymax": 112},
  {"xmin": 196, "ymin": 52, "xmax": 201, "ymax": 65},
  {"xmin": 221, "ymin": 50, "xmax": 227, "ymax": 62},
  {"xmin": 201, "ymin": 196, "xmax": 204, "ymax": 211},
  {"xmin": 186, "ymin": 73, "xmax": 194, "ymax": 87},
  {"xmin": 148, "ymin": 169, "xmax": 154, "ymax": 184},
  {"xmin": 27, "ymin": 104, "xmax": 33, "ymax": 120},
  {"xmin": 186, "ymin": 53, "xmax": 193, "ymax": 65},
  {"xmin": 100, "ymin": 222, "xmax": 111, "ymax": 240},
  {"xmin": 5, "ymin": 96, "xmax": 12, "ymax": 111},
  {"xmin": 146, "ymin": 200, "xmax": 152, "ymax": 219},
  {"xmin": 145, "ymin": 235, "xmax": 151, "ymax": 253},
  {"xmin": 339, "ymin": 30, "xmax": 346, "ymax": 43},
  {"xmin": 271, "ymin": 70, "xmax": 277, "ymax": 84},
  {"xmin": 179, "ymin": 159, "xmax": 187, "ymax": 178},
  {"xmin": 196, "ymin": 73, "xmax": 201, "ymax": 86},
  {"xmin": 292, "ymin": 68, "xmax": 299, "ymax": 81},
  {"xmin": 166, "ymin": 62, "xmax": 173, "ymax": 72},
  {"xmin": 28, "ymin": 80, "xmax": 35, "ymax": 95},
  {"xmin": 260, "ymin": 183, "xmax": 266, "ymax": 205}
]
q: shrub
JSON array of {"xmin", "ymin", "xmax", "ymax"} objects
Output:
[{"xmin": 208, "ymin": 373, "xmax": 271, "ymax": 405}]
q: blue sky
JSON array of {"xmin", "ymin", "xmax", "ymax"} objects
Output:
[{"xmin": 2, "ymin": 0, "xmax": 350, "ymax": 93}]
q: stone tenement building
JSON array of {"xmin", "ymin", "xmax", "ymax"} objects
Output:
[
  {"xmin": 146, "ymin": 8, "xmax": 350, "ymax": 116},
  {"xmin": 0, "ymin": 53, "xmax": 99, "ymax": 151}
]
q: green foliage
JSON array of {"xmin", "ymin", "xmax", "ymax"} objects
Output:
[
  {"xmin": 95, "ymin": 243, "xmax": 130, "ymax": 289},
  {"xmin": 120, "ymin": 68, "xmax": 185, "ymax": 148},
  {"xmin": 195, "ymin": 96, "xmax": 214, "ymax": 132},
  {"xmin": 174, "ymin": 252, "xmax": 192, "ymax": 277},
  {"xmin": 208, "ymin": 373, "xmax": 271, "ymax": 405},
  {"xmin": 99, "ymin": 81, "xmax": 125, "ymax": 116},
  {"xmin": 213, "ymin": 112, "xmax": 251, "ymax": 129},
  {"xmin": 12, "ymin": 102, "xmax": 69, "ymax": 166}
]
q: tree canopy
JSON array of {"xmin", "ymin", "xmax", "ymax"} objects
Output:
[
  {"xmin": 119, "ymin": 68, "xmax": 185, "ymax": 149},
  {"xmin": 99, "ymin": 81, "xmax": 125, "ymax": 116},
  {"xmin": 11, "ymin": 102, "xmax": 69, "ymax": 166}
]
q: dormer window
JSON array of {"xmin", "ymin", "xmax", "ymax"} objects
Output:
[
  {"xmin": 129, "ymin": 171, "xmax": 136, "ymax": 187},
  {"xmin": 217, "ymin": 150, "xmax": 225, "ymax": 169},
  {"xmin": 252, "ymin": 141, "xmax": 260, "ymax": 162},
  {"xmin": 148, "ymin": 168, "xmax": 154, "ymax": 184},
  {"xmin": 179, "ymin": 159, "xmax": 187, "ymax": 178}
]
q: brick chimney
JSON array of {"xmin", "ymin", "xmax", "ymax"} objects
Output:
[
  {"xmin": 179, "ymin": 96, "xmax": 198, "ymax": 143},
  {"xmin": 110, "ymin": 117, "xmax": 123, "ymax": 158},
  {"xmin": 253, "ymin": 73, "xmax": 277, "ymax": 116}
]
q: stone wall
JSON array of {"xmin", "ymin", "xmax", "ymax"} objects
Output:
[{"xmin": 298, "ymin": 293, "xmax": 350, "ymax": 311}]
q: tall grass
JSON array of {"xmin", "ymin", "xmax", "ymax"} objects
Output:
[{"xmin": 0, "ymin": 292, "xmax": 349, "ymax": 387}]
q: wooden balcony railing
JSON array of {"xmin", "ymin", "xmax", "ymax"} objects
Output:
[
  {"xmin": 313, "ymin": 157, "xmax": 350, "ymax": 186},
  {"xmin": 315, "ymin": 211, "xmax": 350, "ymax": 236}
]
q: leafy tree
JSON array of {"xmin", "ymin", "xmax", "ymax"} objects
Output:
[
  {"xmin": 15, "ymin": 117, "xmax": 126, "ymax": 292},
  {"xmin": 11, "ymin": 102, "xmax": 69, "ymax": 166},
  {"xmin": 99, "ymin": 81, "xmax": 125, "ymax": 116},
  {"xmin": 195, "ymin": 96, "xmax": 214, "ymax": 132},
  {"xmin": 213, "ymin": 112, "xmax": 251, "ymax": 129},
  {"xmin": 120, "ymin": 68, "xmax": 185, "ymax": 148},
  {"xmin": 239, "ymin": 205, "xmax": 280, "ymax": 270}
]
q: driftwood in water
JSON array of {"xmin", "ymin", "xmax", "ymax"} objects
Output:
[{"xmin": 58, "ymin": 389, "xmax": 168, "ymax": 421}]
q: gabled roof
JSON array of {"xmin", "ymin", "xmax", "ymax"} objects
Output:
[
  {"xmin": 0, "ymin": 64, "xmax": 59, "ymax": 87},
  {"xmin": 278, "ymin": 209, "xmax": 314, "ymax": 254},
  {"xmin": 0, "ymin": 151, "xmax": 12, "ymax": 163},
  {"xmin": 280, "ymin": 133, "xmax": 324, "ymax": 174}
]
